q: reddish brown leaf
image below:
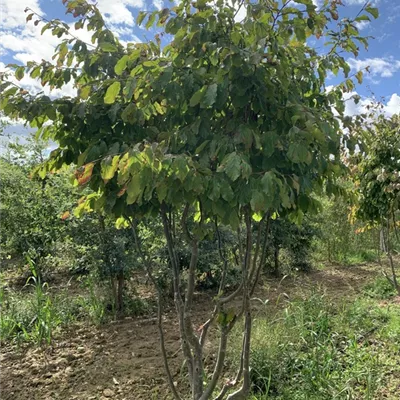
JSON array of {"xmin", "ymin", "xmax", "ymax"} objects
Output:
[
  {"xmin": 61, "ymin": 211, "xmax": 70, "ymax": 220},
  {"xmin": 75, "ymin": 163, "xmax": 94, "ymax": 186},
  {"xmin": 117, "ymin": 186, "xmax": 127, "ymax": 197}
]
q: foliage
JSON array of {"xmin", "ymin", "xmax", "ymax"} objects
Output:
[
  {"xmin": 0, "ymin": 158, "xmax": 63, "ymax": 264},
  {"xmin": 311, "ymin": 196, "xmax": 379, "ymax": 264},
  {"xmin": 355, "ymin": 114, "xmax": 400, "ymax": 223},
  {"xmin": 353, "ymin": 113, "xmax": 400, "ymax": 294},
  {"xmin": 266, "ymin": 217, "xmax": 316, "ymax": 274},
  {"xmin": 0, "ymin": 0, "xmax": 372, "ymax": 223}
]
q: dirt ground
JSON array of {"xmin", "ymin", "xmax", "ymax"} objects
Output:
[{"xmin": 0, "ymin": 263, "xmax": 387, "ymax": 400}]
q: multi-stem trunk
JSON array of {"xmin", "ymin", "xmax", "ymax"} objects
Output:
[{"xmin": 130, "ymin": 206, "xmax": 271, "ymax": 400}]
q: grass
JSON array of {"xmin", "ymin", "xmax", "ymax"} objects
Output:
[
  {"xmin": 363, "ymin": 276, "xmax": 398, "ymax": 300},
  {"xmin": 0, "ymin": 273, "xmax": 152, "ymax": 346},
  {"xmin": 229, "ymin": 289, "xmax": 400, "ymax": 400}
]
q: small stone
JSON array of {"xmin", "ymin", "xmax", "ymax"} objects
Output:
[
  {"xmin": 65, "ymin": 366, "xmax": 73, "ymax": 374},
  {"xmin": 103, "ymin": 388, "xmax": 115, "ymax": 398},
  {"xmin": 77, "ymin": 346, "xmax": 85, "ymax": 354}
]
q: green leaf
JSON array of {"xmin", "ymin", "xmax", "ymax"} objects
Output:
[
  {"xmin": 195, "ymin": 140, "xmax": 210, "ymax": 154},
  {"xmin": 46, "ymin": 106, "xmax": 57, "ymax": 121},
  {"xmin": 172, "ymin": 157, "xmax": 189, "ymax": 182},
  {"xmin": 104, "ymin": 81, "xmax": 121, "ymax": 104},
  {"xmin": 218, "ymin": 152, "xmax": 241, "ymax": 182},
  {"xmin": 123, "ymin": 77, "xmax": 136, "ymax": 101},
  {"xmin": 136, "ymin": 11, "xmax": 146, "ymax": 26},
  {"xmin": 355, "ymin": 71, "xmax": 363, "ymax": 84},
  {"xmin": 201, "ymin": 83, "xmax": 218, "ymax": 108},
  {"xmin": 250, "ymin": 191, "xmax": 265, "ymax": 212},
  {"xmin": 121, "ymin": 103, "xmax": 136, "ymax": 124},
  {"xmin": 228, "ymin": 209, "xmax": 240, "ymax": 230},
  {"xmin": 30, "ymin": 67, "xmax": 41, "ymax": 79},
  {"xmin": 287, "ymin": 143, "xmax": 311, "ymax": 164},
  {"xmin": 156, "ymin": 182, "xmax": 168, "ymax": 202},
  {"xmin": 114, "ymin": 55, "xmax": 129, "ymax": 75},
  {"xmin": 237, "ymin": 125, "xmax": 253, "ymax": 149},
  {"xmin": 99, "ymin": 42, "xmax": 118, "ymax": 52},
  {"xmin": 190, "ymin": 87, "xmax": 206, "ymax": 107},
  {"xmin": 126, "ymin": 174, "xmax": 142, "ymax": 204},
  {"xmin": 261, "ymin": 171, "xmax": 275, "ymax": 195},
  {"xmin": 15, "ymin": 67, "xmax": 25, "ymax": 81},
  {"xmin": 365, "ymin": 7, "xmax": 379, "ymax": 19},
  {"xmin": 231, "ymin": 30, "xmax": 241, "ymax": 45},
  {"xmin": 355, "ymin": 15, "xmax": 370, "ymax": 22},
  {"xmin": 146, "ymin": 12, "xmax": 156, "ymax": 29},
  {"xmin": 294, "ymin": 25, "xmax": 306, "ymax": 42},
  {"xmin": 80, "ymin": 85, "xmax": 91, "ymax": 100},
  {"xmin": 220, "ymin": 180, "xmax": 234, "ymax": 202}
]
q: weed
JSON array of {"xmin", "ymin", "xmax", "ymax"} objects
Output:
[
  {"xmin": 234, "ymin": 290, "xmax": 398, "ymax": 399},
  {"xmin": 363, "ymin": 276, "xmax": 397, "ymax": 300}
]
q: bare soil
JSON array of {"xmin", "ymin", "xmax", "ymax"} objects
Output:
[{"xmin": 0, "ymin": 263, "xmax": 389, "ymax": 400}]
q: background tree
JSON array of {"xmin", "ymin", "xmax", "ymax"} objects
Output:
[
  {"xmin": 0, "ymin": 0, "xmax": 378, "ymax": 398},
  {"xmin": 354, "ymin": 113, "xmax": 400, "ymax": 295}
]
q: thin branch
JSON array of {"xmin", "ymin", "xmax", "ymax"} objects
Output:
[
  {"xmin": 215, "ymin": 218, "xmax": 229, "ymax": 295},
  {"xmin": 251, "ymin": 216, "xmax": 271, "ymax": 296},
  {"xmin": 226, "ymin": 208, "xmax": 253, "ymax": 400},
  {"xmin": 25, "ymin": 7, "xmax": 97, "ymax": 49},
  {"xmin": 181, "ymin": 203, "xmax": 198, "ymax": 311},
  {"xmin": 160, "ymin": 204, "xmax": 195, "ymax": 383}
]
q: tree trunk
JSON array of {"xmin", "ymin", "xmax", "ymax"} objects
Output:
[
  {"xmin": 273, "ymin": 245, "xmax": 279, "ymax": 276},
  {"xmin": 117, "ymin": 271, "xmax": 124, "ymax": 314}
]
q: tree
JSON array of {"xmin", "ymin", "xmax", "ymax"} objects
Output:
[
  {"xmin": 0, "ymin": 0, "xmax": 377, "ymax": 398},
  {"xmin": 354, "ymin": 113, "xmax": 400, "ymax": 295},
  {"xmin": 267, "ymin": 216, "xmax": 316, "ymax": 275}
]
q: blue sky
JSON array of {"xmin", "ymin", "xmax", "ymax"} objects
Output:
[{"xmin": 0, "ymin": 0, "xmax": 399, "ymax": 141}]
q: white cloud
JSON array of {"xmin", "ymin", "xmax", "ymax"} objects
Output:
[
  {"xmin": 343, "ymin": 91, "xmax": 400, "ymax": 117},
  {"xmin": 344, "ymin": 0, "xmax": 380, "ymax": 4},
  {"xmin": 93, "ymin": 0, "xmax": 144, "ymax": 26},
  {"xmin": 348, "ymin": 57, "xmax": 400, "ymax": 80},
  {"xmin": 153, "ymin": 0, "xmax": 164, "ymax": 11},
  {"xmin": 355, "ymin": 20, "xmax": 370, "ymax": 30},
  {"xmin": 0, "ymin": 0, "xmax": 43, "ymax": 29},
  {"xmin": 386, "ymin": 94, "xmax": 400, "ymax": 116}
]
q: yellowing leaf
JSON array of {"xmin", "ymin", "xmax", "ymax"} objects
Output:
[
  {"xmin": 104, "ymin": 81, "xmax": 121, "ymax": 104},
  {"xmin": 101, "ymin": 155, "xmax": 120, "ymax": 182},
  {"xmin": 114, "ymin": 55, "xmax": 129, "ymax": 75}
]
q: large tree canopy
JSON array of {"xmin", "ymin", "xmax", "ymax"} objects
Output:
[{"xmin": 0, "ymin": 0, "xmax": 375, "ymax": 225}]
